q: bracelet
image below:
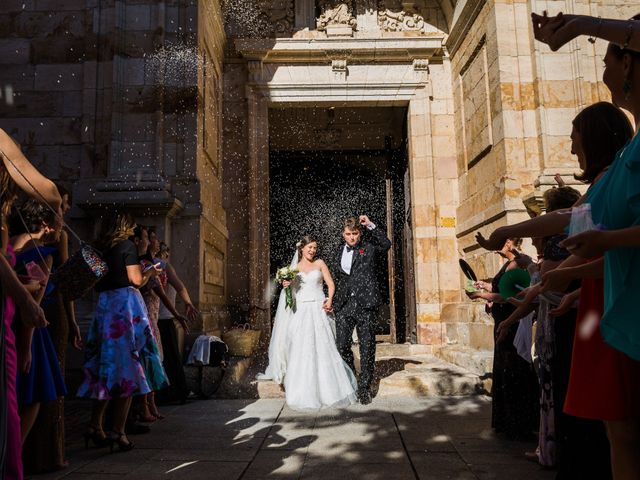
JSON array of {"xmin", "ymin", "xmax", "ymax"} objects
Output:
[
  {"xmin": 588, "ymin": 16, "xmax": 603, "ymax": 44},
  {"xmin": 622, "ymin": 19, "xmax": 635, "ymax": 50}
]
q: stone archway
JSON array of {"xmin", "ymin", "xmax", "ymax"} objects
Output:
[{"xmin": 234, "ymin": 35, "xmax": 461, "ymax": 346}]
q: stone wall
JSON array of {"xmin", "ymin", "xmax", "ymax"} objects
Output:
[
  {"xmin": 444, "ymin": 0, "xmax": 625, "ymax": 350},
  {"xmin": 0, "ymin": 0, "xmax": 229, "ymax": 334}
]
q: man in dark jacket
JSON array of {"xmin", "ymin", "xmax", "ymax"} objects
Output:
[{"xmin": 332, "ymin": 215, "xmax": 391, "ymax": 404}]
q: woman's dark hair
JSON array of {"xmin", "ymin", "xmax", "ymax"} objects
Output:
[
  {"xmin": 95, "ymin": 211, "xmax": 136, "ymax": 251},
  {"xmin": 572, "ymin": 102, "xmax": 633, "ymax": 183},
  {"xmin": 131, "ymin": 224, "xmax": 148, "ymax": 241},
  {"xmin": 509, "ymin": 237, "xmax": 523, "ymax": 250},
  {"xmin": 130, "ymin": 224, "xmax": 153, "ymax": 260},
  {"xmin": 10, "ymin": 199, "xmax": 57, "ymax": 234},
  {"xmin": 543, "ymin": 186, "xmax": 582, "ymax": 212},
  {"xmin": 0, "ymin": 165, "xmax": 19, "ymax": 218},
  {"xmin": 297, "ymin": 235, "xmax": 318, "ymax": 260},
  {"xmin": 55, "ymin": 182, "xmax": 70, "ymax": 201}
]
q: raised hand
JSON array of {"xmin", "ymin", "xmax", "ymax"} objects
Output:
[
  {"xmin": 359, "ymin": 215, "xmax": 372, "ymax": 228},
  {"xmin": 549, "ymin": 291, "xmax": 579, "ymax": 316},
  {"xmin": 561, "ymin": 230, "xmax": 608, "ymax": 258},
  {"xmin": 475, "ymin": 229, "xmax": 508, "ymax": 252},
  {"xmin": 532, "ymin": 12, "xmax": 582, "ymax": 51},
  {"xmin": 541, "ymin": 268, "xmax": 572, "ymax": 292}
]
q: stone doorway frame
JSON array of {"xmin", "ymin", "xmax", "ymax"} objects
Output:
[{"xmin": 236, "ymin": 37, "xmax": 446, "ymax": 340}]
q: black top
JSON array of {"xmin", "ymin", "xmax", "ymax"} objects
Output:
[
  {"xmin": 543, "ymin": 234, "xmax": 570, "ymax": 262},
  {"xmin": 95, "ymin": 239, "xmax": 139, "ymax": 292}
]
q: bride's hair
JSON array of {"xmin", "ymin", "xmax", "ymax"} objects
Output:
[{"xmin": 297, "ymin": 235, "xmax": 317, "ymax": 260}]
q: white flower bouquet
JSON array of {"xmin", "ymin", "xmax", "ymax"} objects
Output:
[{"xmin": 276, "ymin": 266, "xmax": 298, "ymax": 311}]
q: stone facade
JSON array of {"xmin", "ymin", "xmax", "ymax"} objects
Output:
[
  {"xmin": 0, "ymin": 0, "xmax": 629, "ymax": 352},
  {"xmin": 0, "ymin": 0, "xmax": 228, "ymax": 334}
]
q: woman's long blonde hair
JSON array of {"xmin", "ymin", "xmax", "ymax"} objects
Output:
[
  {"xmin": 0, "ymin": 162, "xmax": 19, "ymax": 217},
  {"xmin": 95, "ymin": 211, "xmax": 136, "ymax": 251}
]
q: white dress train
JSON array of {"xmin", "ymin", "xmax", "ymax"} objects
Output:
[{"xmin": 258, "ymin": 269, "xmax": 357, "ymax": 410}]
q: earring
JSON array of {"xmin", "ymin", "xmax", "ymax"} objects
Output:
[{"xmin": 623, "ymin": 78, "xmax": 633, "ymax": 100}]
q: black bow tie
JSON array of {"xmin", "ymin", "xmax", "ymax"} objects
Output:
[{"xmin": 346, "ymin": 245, "xmax": 356, "ymax": 253}]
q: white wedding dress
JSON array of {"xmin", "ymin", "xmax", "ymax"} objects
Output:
[{"xmin": 258, "ymin": 268, "xmax": 357, "ymax": 410}]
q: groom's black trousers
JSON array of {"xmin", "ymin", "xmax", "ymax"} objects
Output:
[{"xmin": 335, "ymin": 306, "xmax": 377, "ymax": 392}]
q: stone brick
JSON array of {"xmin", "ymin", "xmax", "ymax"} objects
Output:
[
  {"xmin": 0, "ymin": 38, "xmax": 30, "ymax": 64},
  {"xmin": 0, "ymin": 90, "xmax": 65, "ymax": 117},
  {"xmin": 417, "ymin": 323, "xmax": 443, "ymax": 345},
  {"xmin": 34, "ymin": 0, "xmax": 85, "ymax": 11},
  {"xmin": 34, "ymin": 64, "xmax": 83, "ymax": 91}
]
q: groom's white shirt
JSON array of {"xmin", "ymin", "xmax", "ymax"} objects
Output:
[{"xmin": 341, "ymin": 223, "xmax": 376, "ymax": 275}]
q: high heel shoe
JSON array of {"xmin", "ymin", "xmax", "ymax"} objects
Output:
[
  {"xmin": 108, "ymin": 432, "xmax": 135, "ymax": 453},
  {"xmin": 83, "ymin": 427, "xmax": 109, "ymax": 449},
  {"xmin": 150, "ymin": 409, "xmax": 165, "ymax": 420}
]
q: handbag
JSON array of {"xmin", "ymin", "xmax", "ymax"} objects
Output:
[
  {"xmin": 50, "ymin": 243, "xmax": 108, "ymax": 301},
  {"xmin": 2, "ymin": 149, "xmax": 108, "ymax": 301}
]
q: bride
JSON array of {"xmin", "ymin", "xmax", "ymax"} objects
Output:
[{"xmin": 258, "ymin": 235, "xmax": 357, "ymax": 410}]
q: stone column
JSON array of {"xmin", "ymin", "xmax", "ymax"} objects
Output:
[
  {"xmin": 407, "ymin": 86, "xmax": 442, "ymax": 345},
  {"xmin": 246, "ymin": 87, "xmax": 271, "ymax": 331}
]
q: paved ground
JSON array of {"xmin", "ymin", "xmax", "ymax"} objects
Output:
[{"xmin": 32, "ymin": 396, "xmax": 555, "ymax": 480}]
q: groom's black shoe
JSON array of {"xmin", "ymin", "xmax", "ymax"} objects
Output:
[{"xmin": 357, "ymin": 389, "xmax": 372, "ymax": 405}]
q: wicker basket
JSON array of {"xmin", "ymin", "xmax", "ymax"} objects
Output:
[{"xmin": 222, "ymin": 324, "xmax": 261, "ymax": 357}]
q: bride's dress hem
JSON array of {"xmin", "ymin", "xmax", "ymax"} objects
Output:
[{"xmin": 259, "ymin": 269, "xmax": 357, "ymax": 411}]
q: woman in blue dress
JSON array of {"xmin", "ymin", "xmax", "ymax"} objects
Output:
[{"xmin": 10, "ymin": 199, "xmax": 67, "ymax": 444}]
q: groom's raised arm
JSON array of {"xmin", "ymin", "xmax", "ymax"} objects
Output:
[
  {"xmin": 360, "ymin": 215, "xmax": 391, "ymax": 254},
  {"xmin": 369, "ymin": 225, "xmax": 392, "ymax": 253}
]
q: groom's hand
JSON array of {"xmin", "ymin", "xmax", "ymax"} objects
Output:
[
  {"xmin": 322, "ymin": 298, "xmax": 333, "ymax": 313},
  {"xmin": 359, "ymin": 215, "xmax": 372, "ymax": 228}
]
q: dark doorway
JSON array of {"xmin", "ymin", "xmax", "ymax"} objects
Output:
[{"xmin": 269, "ymin": 142, "xmax": 414, "ymax": 342}]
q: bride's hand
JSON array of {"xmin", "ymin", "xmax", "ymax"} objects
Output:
[{"xmin": 322, "ymin": 298, "xmax": 333, "ymax": 313}]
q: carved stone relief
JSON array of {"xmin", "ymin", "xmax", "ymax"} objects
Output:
[
  {"xmin": 317, "ymin": 1, "xmax": 357, "ymax": 32},
  {"xmin": 259, "ymin": 0, "xmax": 294, "ymax": 36},
  {"xmin": 377, "ymin": 0, "xmax": 441, "ymax": 33}
]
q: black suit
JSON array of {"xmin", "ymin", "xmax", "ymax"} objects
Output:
[{"xmin": 332, "ymin": 226, "xmax": 391, "ymax": 394}]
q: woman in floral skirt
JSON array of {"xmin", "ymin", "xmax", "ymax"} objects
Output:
[{"xmin": 77, "ymin": 212, "xmax": 168, "ymax": 452}]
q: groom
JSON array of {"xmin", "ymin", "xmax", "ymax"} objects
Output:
[{"xmin": 332, "ymin": 215, "xmax": 391, "ymax": 404}]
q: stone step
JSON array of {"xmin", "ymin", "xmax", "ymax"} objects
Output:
[
  {"xmin": 246, "ymin": 353, "xmax": 488, "ymax": 400},
  {"xmin": 373, "ymin": 342, "xmax": 434, "ymax": 357},
  {"xmin": 434, "ymin": 345, "xmax": 494, "ymax": 377},
  {"xmin": 375, "ymin": 354, "xmax": 490, "ymax": 397}
]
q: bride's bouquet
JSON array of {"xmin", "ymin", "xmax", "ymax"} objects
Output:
[{"xmin": 276, "ymin": 266, "xmax": 298, "ymax": 311}]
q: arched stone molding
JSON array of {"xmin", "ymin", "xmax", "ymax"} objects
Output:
[
  {"xmin": 236, "ymin": 35, "xmax": 461, "ymax": 344},
  {"xmin": 225, "ymin": 0, "xmax": 458, "ymax": 38}
]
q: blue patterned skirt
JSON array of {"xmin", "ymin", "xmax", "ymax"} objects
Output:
[{"xmin": 77, "ymin": 287, "xmax": 168, "ymax": 400}]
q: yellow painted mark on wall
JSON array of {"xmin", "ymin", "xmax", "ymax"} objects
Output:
[{"xmin": 440, "ymin": 217, "xmax": 456, "ymax": 228}]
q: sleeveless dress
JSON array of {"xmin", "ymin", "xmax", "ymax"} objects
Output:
[
  {"xmin": 261, "ymin": 269, "xmax": 357, "ymax": 410},
  {"xmin": 3, "ymin": 245, "xmax": 23, "ymax": 480},
  {"xmin": 490, "ymin": 261, "xmax": 539, "ymax": 439},
  {"xmin": 14, "ymin": 246, "xmax": 67, "ymax": 405}
]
